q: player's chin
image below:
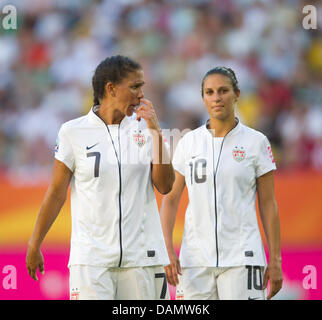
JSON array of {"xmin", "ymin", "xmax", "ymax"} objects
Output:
[
  {"xmin": 210, "ymin": 112, "xmax": 225, "ymax": 121},
  {"xmin": 210, "ymin": 109, "xmax": 229, "ymax": 121}
]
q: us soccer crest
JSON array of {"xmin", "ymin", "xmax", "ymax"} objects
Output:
[
  {"xmin": 133, "ymin": 130, "xmax": 146, "ymax": 147},
  {"xmin": 232, "ymin": 146, "xmax": 246, "ymax": 162}
]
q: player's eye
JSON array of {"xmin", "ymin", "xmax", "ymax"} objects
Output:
[
  {"xmin": 219, "ymin": 88, "xmax": 229, "ymax": 94},
  {"xmin": 131, "ymin": 84, "xmax": 143, "ymax": 90}
]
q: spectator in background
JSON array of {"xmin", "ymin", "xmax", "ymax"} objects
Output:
[{"xmin": 0, "ymin": 0, "xmax": 321, "ymax": 181}]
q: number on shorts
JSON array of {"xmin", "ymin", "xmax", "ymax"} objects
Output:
[
  {"xmin": 246, "ymin": 265, "xmax": 263, "ymax": 290},
  {"xmin": 155, "ymin": 273, "xmax": 167, "ymax": 299}
]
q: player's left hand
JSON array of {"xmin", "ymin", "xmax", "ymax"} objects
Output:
[
  {"xmin": 263, "ymin": 261, "xmax": 283, "ymax": 299},
  {"xmin": 136, "ymin": 98, "xmax": 161, "ymax": 133}
]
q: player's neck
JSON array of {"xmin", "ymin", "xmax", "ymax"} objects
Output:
[
  {"xmin": 208, "ymin": 116, "xmax": 237, "ymax": 137},
  {"xmin": 96, "ymin": 102, "xmax": 125, "ymax": 125}
]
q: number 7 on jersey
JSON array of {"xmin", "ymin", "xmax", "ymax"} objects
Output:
[{"xmin": 87, "ymin": 152, "xmax": 101, "ymax": 177}]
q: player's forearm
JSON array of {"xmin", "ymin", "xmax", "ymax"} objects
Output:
[
  {"xmin": 151, "ymin": 130, "xmax": 175, "ymax": 194},
  {"xmin": 160, "ymin": 197, "xmax": 179, "ymax": 252},
  {"xmin": 28, "ymin": 187, "xmax": 67, "ymax": 249},
  {"xmin": 259, "ymin": 200, "xmax": 282, "ymax": 264},
  {"xmin": 152, "ymin": 163, "xmax": 175, "ymax": 194},
  {"xmin": 151, "ymin": 129, "xmax": 171, "ymax": 165}
]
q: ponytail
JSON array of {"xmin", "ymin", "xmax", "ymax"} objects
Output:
[{"xmin": 93, "ymin": 95, "xmax": 100, "ymax": 106}]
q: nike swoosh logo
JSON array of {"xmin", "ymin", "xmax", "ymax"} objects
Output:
[
  {"xmin": 86, "ymin": 143, "xmax": 99, "ymax": 150},
  {"xmin": 191, "ymin": 154, "xmax": 201, "ymax": 159},
  {"xmin": 248, "ymin": 297, "xmax": 260, "ymax": 300}
]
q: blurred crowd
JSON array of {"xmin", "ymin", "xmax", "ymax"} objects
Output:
[{"xmin": 0, "ymin": 0, "xmax": 321, "ymax": 184}]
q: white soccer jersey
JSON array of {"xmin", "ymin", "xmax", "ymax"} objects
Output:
[
  {"xmin": 172, "ymin": 119, "xmax": 276, "ymax": 268},
  {"xmin": 55, "ymin": 106, "xmax": 169, "ymax": 268}
]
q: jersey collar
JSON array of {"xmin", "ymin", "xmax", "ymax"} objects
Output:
[
  {"xmin": 204, "ymin": 117, "xmax": 241, "ymax": 138},
  {"xmin": 88, "ymin": 105, "xmax": 130, "ymax": 128}
]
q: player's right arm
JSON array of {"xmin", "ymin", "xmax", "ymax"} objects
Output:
[
  {"xmin": 160, "ymin": 171, "xmax": 186, "ymax": 286},
  {"xmin": 26, "ymin": 159, "xmax": 73, "ymax": 281}
]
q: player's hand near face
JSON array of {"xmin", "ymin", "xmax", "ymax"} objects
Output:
[
  {"xmin": 136, "ymin": 98, "xmax": 161, "ymax": 133},
  {"xmin": 136, "ymin": 98, "xmax": 175, "ymax": 194}
]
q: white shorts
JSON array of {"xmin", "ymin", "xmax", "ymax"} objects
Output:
[
  {"xmin": 176, "ymin": 266, "xmax": 266, "ymax": 300},
  {"xmin": 69, "ymin": 265, "xmax": 170, "ymax": 300}
]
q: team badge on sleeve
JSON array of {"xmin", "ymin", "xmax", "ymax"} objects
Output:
[
  {"xmin": 267, "ymin": 145, "xmax": 275, "ymax": 163},
  {"xmin": 133, "ymin": 130, "xmax": 146, "ymax": 147},
  {"xmin": 232, "ymin": 146, "xmax": 246, "ymax": 162}
]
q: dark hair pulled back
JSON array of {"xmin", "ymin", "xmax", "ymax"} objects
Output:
[
  {"xmin": 92, "ymin": 55, "xmax": 142, "ymax": 105},
  {"xmin": 201, "ymin": 67, "xmax": 239, "ymax": 97}
]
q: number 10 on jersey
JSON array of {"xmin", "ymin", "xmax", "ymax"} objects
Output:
[{"xmin": 189, "ymin": 159, "xmax": 207, "ymax": 184}]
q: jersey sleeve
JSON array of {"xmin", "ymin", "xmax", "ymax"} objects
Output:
[
  {"xmin": 172, "ymin": 137, "xmax": 185, "ymax": 176},
  {"xmin": 255, "ymin": 135, "xmax": 276, "ymax": 178},
  {"xmin": 54, "ymin": 125, "xmax": 75, "ymax": 172}
]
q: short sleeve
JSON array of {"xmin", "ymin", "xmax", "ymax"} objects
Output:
[
  {"xmin": 172, "ymin": 137, "xmax": 185, "ymax": 176},
  {"xmin": 255, "ymin": 135, "xmax": 276, "ymax": 178},
  {"xmin": 54, "ymin": 125, "xmax": 75, "ymax": 172}
]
